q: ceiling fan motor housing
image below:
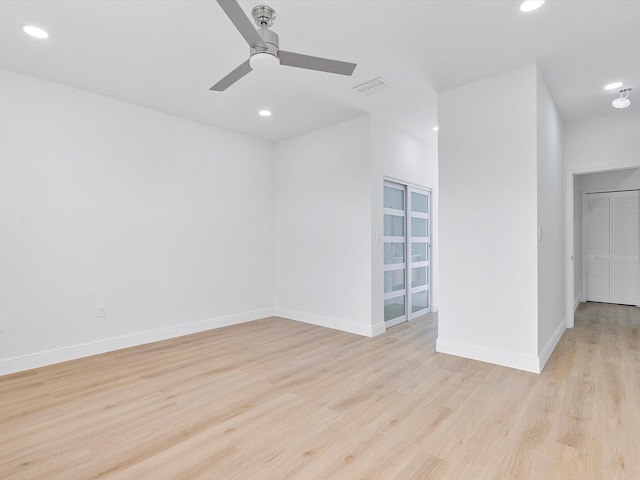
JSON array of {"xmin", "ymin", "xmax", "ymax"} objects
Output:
[{"xmin": 251, "ymin": 27, "xmax": 279, "ymax": 57}]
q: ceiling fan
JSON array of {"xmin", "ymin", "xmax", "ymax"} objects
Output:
[{"xmin": 211, "ymin": 0, "xmax": 357, "ymax": 91}]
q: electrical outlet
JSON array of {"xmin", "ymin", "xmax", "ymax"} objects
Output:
[{"xmin": 97, "ymin": 305, "xmax": 106, "ymax": 318}]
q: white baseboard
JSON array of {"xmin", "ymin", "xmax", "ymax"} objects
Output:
[
  {"xmin": 274, "ymin": 308, "xmax": 378, "ymax": 337},
  {"xmin": 574, "ymin": 294, "xmax": 582, "ymax": 312},
  {"xmin": 435, "ymin": 338, "xmax": 541, "ymax": 373},
  {"xmin": 431, "ymin": 303, "xmax": 439, "ymax": 313},
  {"xmin": 0, "ymin": 308, "xmax": 273, "ymax": 377},
  {"xmin": 371, "ymin": 321, "xmax": 386, "ymax": 337},
  {"xmin": 538, "ymin": 317, "xmax": 566, "ymax": 372}
]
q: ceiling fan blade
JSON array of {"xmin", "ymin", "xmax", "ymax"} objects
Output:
[
  {"xmin": 210, "ymin": 59, "xmax": 252, "ymax": 91},
  {"xmin": 278, "ymin": 51, "xmax": 357, "ymax": 76},
  {"xmin": 216, "ymin": 0, "xmax": 266, "ymax": 48}
]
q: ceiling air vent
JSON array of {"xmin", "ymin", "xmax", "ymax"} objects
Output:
[{"xmin": 352, "ymin": 77, "xmax": 391, "ymax": 96}]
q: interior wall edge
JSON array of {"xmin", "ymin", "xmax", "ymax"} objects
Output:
[
  {"xmin": 538, "ymin": 316, "xmax": 567, "ymax": 372},
  {"xmin": 0, "ymin": 308, "xmax": 274, "ymax": 377}
]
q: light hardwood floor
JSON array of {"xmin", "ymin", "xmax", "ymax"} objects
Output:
[{"xmin": 1, "ymin": 302, "xmax": 639, "ymax": 479}]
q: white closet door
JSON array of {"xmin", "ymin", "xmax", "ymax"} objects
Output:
[
  {"xmin": 612, "ymin": 191, "xmax": 640, "ymax": 305},
  {"xmin": 586, "ymin": 193, "xmax": 611, "ymax": 302},
  {"xmin": 408, "ymin": 188, "xmax": 430, "ymax": 319},
  {"xmin": 383, "ymin": 182, "xmax": 407, "ymax": 326}
]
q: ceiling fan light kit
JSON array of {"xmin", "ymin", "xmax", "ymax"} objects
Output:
[
  {"xmin": 211, "ymin": 0, "xmax": 357, "ymax": 91},
  {"xmin": 250, "ymin": 52, "xmax": 280, "ymax": 72}
]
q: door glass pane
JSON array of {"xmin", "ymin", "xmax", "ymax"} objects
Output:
[
  {"xmin": 411, "ymin": 267, "xmax": 427, "ymax": 288},
  {"xmin": 385, "ymin": 296, "xmax": 405, "ymax": 321},
  {"xmin": 411, "ymin": 218, "xmax": 427, "ymax": 237},
  {"xmin": 411, "ymin": 290, "xmax": 428, "ymax": 313},
  {"xmin": 384, "ymin": 186, "xmax": 404, "ymax": 211},
  {"xmin": 384, "ymin": 270, "xmax": 405, "ymax": 293},
  {"xmin": 384, "ymin": 243, "xmax": 405, "ymax": 265},
  {"xmin": 384, "ymin": 215, "xmax": 404, "ymax": 237},
  {"xmin": 411, "ymin": 192, "xmax": 428, "ymax": 213},
  {"xmin": 411, "ymin": 242, "xmax": 427, "ymax": 262}
]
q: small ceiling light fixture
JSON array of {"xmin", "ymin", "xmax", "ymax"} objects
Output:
[
  {"xmin": 433, "ymin": 126, "xmax": 439, "ymax": 132},
  {"xmin": 612, "ymin": 88, "xmax": 632, "ymax": 109},
  {"xmin": 520, "ymin": 0, "xmax": 545, "ymax": 12},
  {"xmin": 604, "ymin": 82, "xmax": 623, "ymax": 91},
  {"xmin": 23, "ymin": 25, "xmax": 49, "ymax": 39},
  {"xmin": 259, "ymin": 110, "xmax": 272, "ymax": 117},
  {"xmin": 249, "ymin": 52, "xmax": 280, "ymax": 73}
]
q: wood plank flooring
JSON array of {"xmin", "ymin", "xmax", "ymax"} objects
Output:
[{"xmin": 1, "ymin": 302, "xmax": 639, "ymax": 479}]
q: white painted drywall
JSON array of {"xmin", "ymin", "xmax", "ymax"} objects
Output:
[
  {"xmin": 370, "ymin": 116, "xmax": 439, "ymax": 330},
  {"xmin": 273, "ymin": 116, "xmax": 375, "ymax": 335},
  {"xmin": 437, "ymin": 65, "xmax": 540, "ymax": 371},
  {"xmin": 565, "ymin": 109, "xmax": 640, "ymax": 173},
  {"xmin": 536, "ymin": 72, "xmax": 566, "ymax": 363},
  {"xmin": 0, "ymin": 68, "xmax": 274, "ymax": 371}
]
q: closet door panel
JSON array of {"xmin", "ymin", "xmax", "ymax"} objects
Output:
[
  {"xmin": 586, "ymin": 193, "xmax": 611, "ymax": 302},
  {"xmin": 612, "ymin": 191, "xmax": 640, "ymax": 305}
]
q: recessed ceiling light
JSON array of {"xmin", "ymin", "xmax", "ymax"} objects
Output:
[
  {"xmin": 433, "ymin": 126, "xmax": 439, "ymax": 132},
  {"xmin": 520, "ymin": 1, "xmax": 545, "ymax": 13},
  {"xmin": 259, "ymin": 110, "xmax": 272, "ymax": 117},
  {"xmin": 23, "ymin": 25, "xmax": 49, "ymax": 39},
  {"xmin": 604, "ymin": 82, "xmax": 623, "ymax": 91}
]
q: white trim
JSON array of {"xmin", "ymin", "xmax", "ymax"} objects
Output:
[
  {"xmin": 274, "ymin": 308, "xmax": 380, "ymax": 337},
  {"xmin": 0, "ymin": 308, "xmax": 273, "ymax": 377},
  {"xmin": 538, "ymin": 318, "xmax": 567, "ymax": 372},
  {"xmin": 574, "ymin": 294, "xmax": 582, "ymax": 312},
  {"xmin": 436, "ymin": 338, "xmax": 541, "ymax": 373},
  {"xmin": 431, "ymin": 303, "xmax": 439, "ymax": 312},
  {"xmin": 383, "ymin": 176, "xmax": 432, "ymax": 193},
  {"xmin": 566, "ymin": 171, "xmax": 575, "ymax": 328}
]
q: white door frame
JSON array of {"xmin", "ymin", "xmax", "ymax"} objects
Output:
[{"xmin": 565, "ymin": 166, "xmax": 640, "ymax": 329}]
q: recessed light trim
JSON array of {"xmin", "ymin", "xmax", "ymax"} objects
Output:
[
  {"xmin": 520, "ymin": 0, "xmax": 545, "ymax": 12},
  {"xmin": 259, "ymin": 110, "xmax": 272, "ymax": 117},
  {"xmin": 604, "ymin": 82, "xmax": 623, "ymax": 91},
  {"xmin": 23, "ymin": 25, "xmax": 49, "ymax": 39},
  {"xmin": 432, "ymin": 126, "xmax": 439, "ymax": 132}
]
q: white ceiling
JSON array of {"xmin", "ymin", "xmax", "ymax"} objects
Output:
[{"xmin": 1, "ymin": 1, "xmax": 638, "ymax": 142}]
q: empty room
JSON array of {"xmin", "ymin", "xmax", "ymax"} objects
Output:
[{"xmin": 1, "ymin": 0, "xmax": 639, "ymax": 478}]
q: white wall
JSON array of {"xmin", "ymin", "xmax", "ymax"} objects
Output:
[
  {"xmin": 536, "ymin": 72, "xmax": 566, "ymax": 364},
  {"xmin": 0, "ymin": 68, "xmax": 275, "ymax": 374},
  {"xmin": 273, "ymin": 115, "xmax": 437, "ymax": 337},
  {"xmin": 273, "ymin": 116, "xmax": 375, "ymax": 335},
  {"xmin": 565, "ymin": 109, "xmax": 640, "ymax": 173},
  {"xmin": 370, "ymin": 116, "xmax": 439, "ymax": 329},
  {"xmin": 437, "ymin": 65, "xmax": 540, "ymax": 372}
]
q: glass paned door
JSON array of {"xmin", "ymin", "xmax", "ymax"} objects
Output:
[
  {"xmin": 408, "ymin": 187, "xmax": 430, "ymax": 319},
  {"xmin": 383, "ymin": 182, "xmax": 407, "ymax": 326},
  {"xmin": 383, "ymin": 181, "xmax": 431, "ymax": 327}
]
